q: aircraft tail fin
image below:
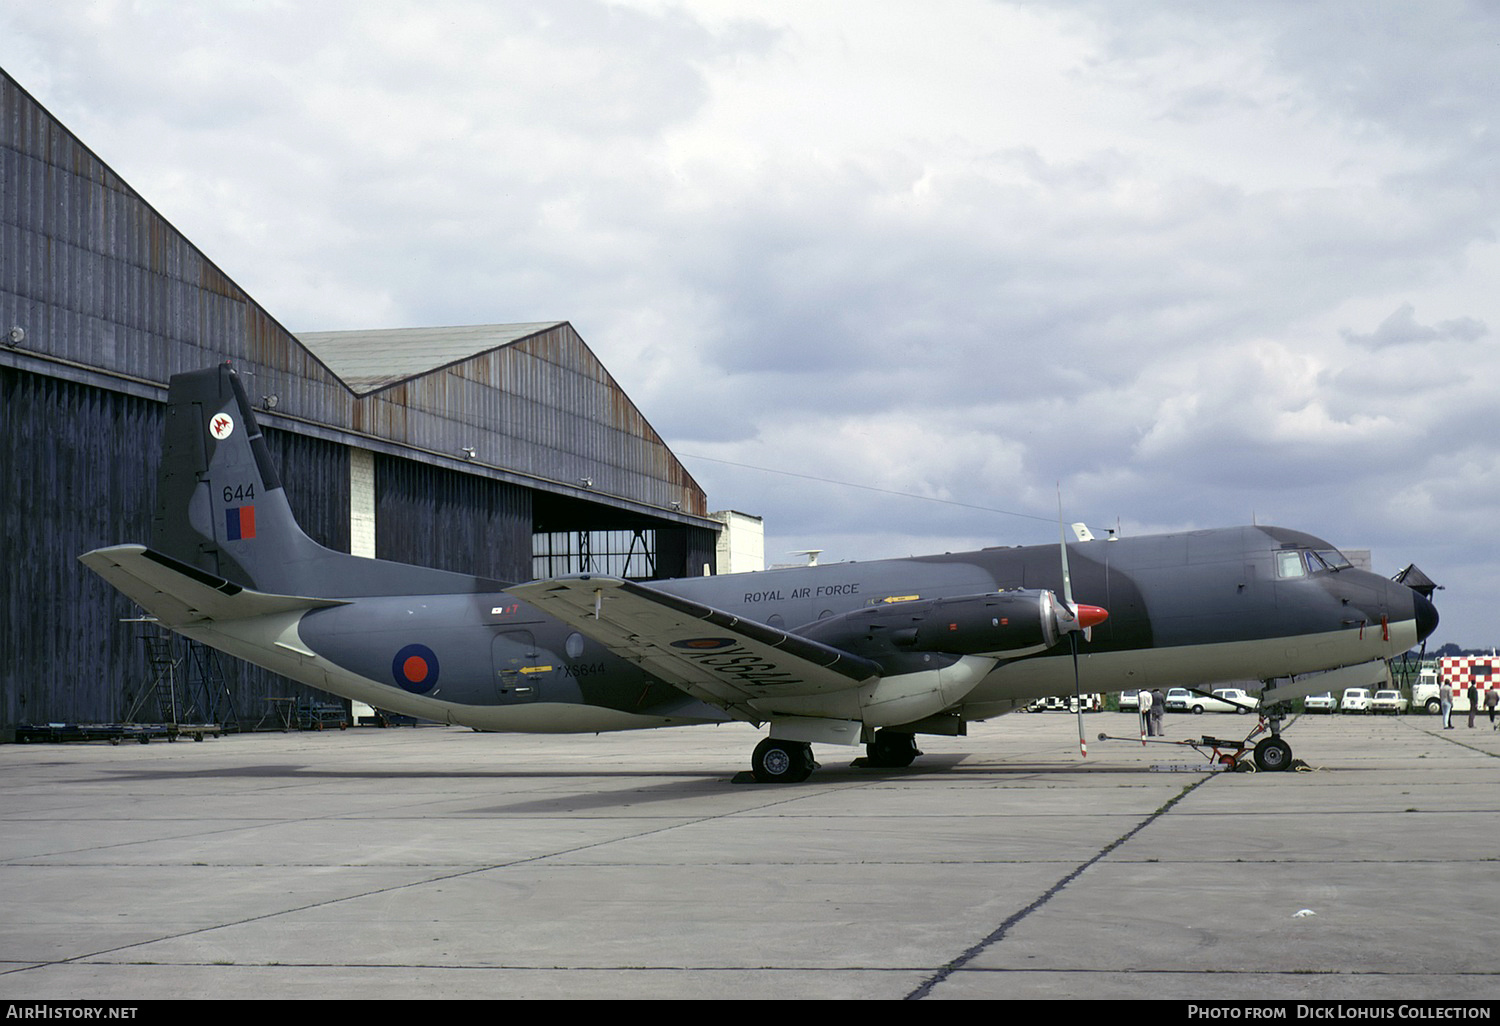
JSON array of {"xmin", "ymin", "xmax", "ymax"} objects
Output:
[
  {"xmin": 147, "ymin": 364, "xmax": 486, "ymax": 599},
  {"xmin": 149, "ymin": 363, "xmax": 348, "ymax": 596}
]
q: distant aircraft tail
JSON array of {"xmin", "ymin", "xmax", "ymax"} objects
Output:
[{"xmin": 146, "ymin": 363, "xmax": 485, "ymax": 599}]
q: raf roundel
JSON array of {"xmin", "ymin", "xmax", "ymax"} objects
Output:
[
  {"xmin": 392, "ymin": 643, "xmax": 440, "ymax": 694},
  {"xmin": 209, "ymin": 412, "xmax": 235, "ymax": 440}
]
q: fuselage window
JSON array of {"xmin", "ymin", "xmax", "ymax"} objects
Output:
[{"xmin": 1276, "ymin": 551, "xmax": 1306, "ymax": 578}]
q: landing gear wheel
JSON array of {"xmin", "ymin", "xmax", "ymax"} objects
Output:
[
  {"xmin": 1254, "ymin": 736, "xmax": 1293, "ymax": 772},
  {"xmin": 865, "ymin": 730, "xmax": 922, "ymax": 769},
  {"xmin": 751, "ymin": 737, "xmax": 815, "ymax": 784}
]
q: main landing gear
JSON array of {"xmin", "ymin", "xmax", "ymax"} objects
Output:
[
  {"xmin": 863, "ymin": 729, "xmax": 922, "ymax": 769},
  {"xmin": 749, "ymin": 729, "xmax": 923, "ymax": 783},
  {"xmin": 750, "ymin": 736, "xmax": 817, "ymax": 784}
]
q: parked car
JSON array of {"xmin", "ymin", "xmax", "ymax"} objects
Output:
[
  {"xmin": 1211, "ymin": 688, "xmax": 1259, "ymax": 714},
  {"xmin": 1118, "ymin": 690, "xmax": 1140, "ymax": 712},
  {"xmin": 1033, "ymin": 695, "xmax": 1103, "ymax": 712},
  {"xmin": 1176, "ymin": 688, "xmax": 1259, "ymax": 714},
  {"xmin": 1371, "ymin": 690, "xmax": 1409, "ymax": 715},
  {"xmin": 1341, "ymin": 688, "xmax": 1373, "ymax": 714},
  {"xmin": 1304, "ymin": 692, "xmax": 1336, "ymax": 713},
  {"xmin": 1164, "ymin": 687, "xmax": 1191, "ymax": 712}
]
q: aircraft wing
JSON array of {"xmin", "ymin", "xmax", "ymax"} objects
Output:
[
  {"xmin": 79, "ymin": 544, "xmax": 348, "ymax": 627},
  {"xmin": 510, "ymin": 575, "xmax": 882, "ymax": 711}
]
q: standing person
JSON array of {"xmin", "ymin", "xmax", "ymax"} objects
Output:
[
  {"xmin": 1150, "ymin": 687, "xmax": 1166, "ymax": 739},
  {"xmin": 1137, "ymin": 687, "xmax": 1153, "ymax": 740},
  {"xmin": 1468, "ymin": 684, "xmax": 1480, "ymax": 728},
  {"xmin": 1440, "ymin": 686, "xmax": 1453, "ymax": 729},
  {"xmin": 1484, "ymin": 687, "xmax": 1498, "ymax": 728}
]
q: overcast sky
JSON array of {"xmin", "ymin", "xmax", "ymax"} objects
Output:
[{"xmin": 4, "ymin": 1, "xmax": 1495, "ymax": 647}]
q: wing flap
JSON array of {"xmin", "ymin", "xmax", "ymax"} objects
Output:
[
  {"xmin": 80, "ymin": 544, "xmax": 348, "ymax": 626},
  {"xmin": 510, "ymin": 575, "xmax": 881, "ymax": 709}
]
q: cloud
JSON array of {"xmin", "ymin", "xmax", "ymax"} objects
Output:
[{"xmin": 1341, "ymin": 303, "xmax": 1488, "ymax": 350}]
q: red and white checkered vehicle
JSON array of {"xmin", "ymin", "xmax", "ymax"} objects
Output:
[{"xmin": 1413, "ymin": 657, "xmax": 1500, "ymax": 713}]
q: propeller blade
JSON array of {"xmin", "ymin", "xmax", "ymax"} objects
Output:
[
  {"xmin": 1058, "ymin": 489, "xmax": 1075, "ymax": 609},
  {"xmin": 1071, "ymin": 633, "xmax": 1087, "ymax": 757},
  {"xmin": 1059, "ymin": 487, "xmax": 1088, "ymax": 756}
]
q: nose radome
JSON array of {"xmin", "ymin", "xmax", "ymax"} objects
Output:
[{"xmin": 1412, "ymin": 589, "xmax": 1439, "ymax": 642}]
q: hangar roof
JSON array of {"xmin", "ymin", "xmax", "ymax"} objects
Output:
[{"xmin": 297, "ymin": 323, "xmax": 565, "ymax": 395}]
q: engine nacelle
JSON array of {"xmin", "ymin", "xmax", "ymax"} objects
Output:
[{"xmin": 798, "ymin": 589, "xmax": 1067, "ymax": 661}]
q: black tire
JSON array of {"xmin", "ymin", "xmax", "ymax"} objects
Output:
[
  {"xmin": 1254, "ymin": 736, "xmax": 1293, "ymax": 772},
  {"xmin": 1426, "ymin": 699, "xmax": 1440, "ymax": 714},
  {"xmin": 751, "ymin": 737, "xmax": 814, "ymax": 784},
  {"xmin": 865, "ymin": 730, "xmax": 921, "ymax": 768},
  {"xmin": 1192, "ymin": 705, "xmax": 1204, "ymax": 715}
]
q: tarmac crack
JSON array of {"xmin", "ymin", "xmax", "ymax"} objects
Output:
[{"xmin": 903, "ymin": 772, "xmax": 1216, "ymax": 1000}]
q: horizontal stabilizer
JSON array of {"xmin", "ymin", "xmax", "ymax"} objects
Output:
[
  {"xmin": 510, "ymin": 575, "xmax": 881, "ymax": 711},
  {"xmin": 79, "ymin": 544, "xmax": 348, "ymax": 627}
]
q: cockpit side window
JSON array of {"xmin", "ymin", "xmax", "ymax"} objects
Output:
[
  {"xmin": 1275, "ymin": 551, "xmax": 1306, "ymax": 578},
  {"xmin": 1304, "ymin": 548, "xmax": 1352, "ymax": 573},
  {"xmin": 1315, "ymin": 548, "xmax": 1351, "ymax": 570}
]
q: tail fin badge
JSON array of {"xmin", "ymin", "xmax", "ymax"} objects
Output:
[
  {"xmin": 225, "ymin": 506, "xmax": 256, "ymax": 541},
  {"xmin": 210, "ymin": 413, "xmax": 235, "ymax": 440},
  {"xmin": 392, "ymin": 643, "xmax": 441, "ymax": 693}
]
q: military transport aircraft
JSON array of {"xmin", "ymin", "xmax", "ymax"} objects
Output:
[{"xmin": 81, "ymin": 365, "xmax": 1439, "ymax": 781}]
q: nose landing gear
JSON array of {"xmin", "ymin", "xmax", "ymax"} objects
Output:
[
  {"xmin": 1253, "ymin": 734, "xmax": 1293, "ymax": 772},
  {"xmin": 1097, "ymin": 712, "xmax": 1297, "ymax": 772}
]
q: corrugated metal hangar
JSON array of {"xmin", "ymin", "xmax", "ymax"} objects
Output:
[{"xmin": 0, "ymin": 68, "xmax": 724, "ymax": 734}]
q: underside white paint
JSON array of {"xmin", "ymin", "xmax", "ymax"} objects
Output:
[
  {"xmin": 748, "ymin": 654, "xmax": 996, "ymax": 732},
  {"xmin": 965, "ymin": 618, "xmax": 1422, "ymax": 706},
  {"xmin": 1259, "ymin": 660, "xmax": 1393, "ymax": 705}
]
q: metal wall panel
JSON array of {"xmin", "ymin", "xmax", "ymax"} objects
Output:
[
  {"xmin": 0, "ymin": 366, "xmax": 354, "ymax": 729},
  {"xmin": 0, "ymin": 366, "xmax": 158, "ymax": 727},
  {"xmin": 375, "ymin": 453, "xmax": 533, "ymax": 584}
]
